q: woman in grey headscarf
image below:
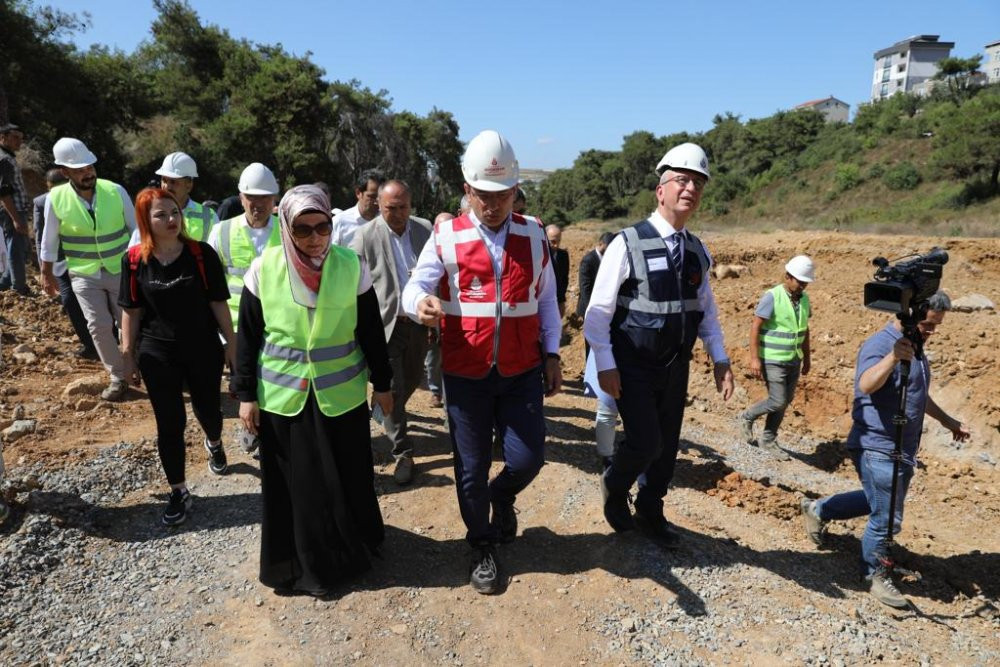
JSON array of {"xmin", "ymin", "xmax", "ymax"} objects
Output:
[{"xmin": 234, "ymin": 184, "xmax": 392, "ymax": 597}]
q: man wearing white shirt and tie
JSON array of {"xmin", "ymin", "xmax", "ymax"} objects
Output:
[{"xmin": 584, "ymin": 142, "xmax": 734, "ymax": 548}]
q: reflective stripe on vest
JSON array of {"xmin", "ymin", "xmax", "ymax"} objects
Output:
[
  {"xmin": 434, "ymin": 213, "xmax": 547, "ymax": 378},
  {"xmin": 760, "ymin": 285, "xmax": 810, "ymax": 362},
  {"xmin": 218, "ymin": 215, "xmax": 280, "ymax": 330},
  {"xmin": 256, "ymin": 245, "xmax": 368, "ymax": 417},
  {"xmin": 50, "ymin": 179, "xmax": 130, "ymax": 275},
  {"xmin": 184, "ymin": 201, "xmax": 215, "ymax": 242},
  {"xmin": 615, "ymin": 226, "xmax": 707, "ymax": 316}
]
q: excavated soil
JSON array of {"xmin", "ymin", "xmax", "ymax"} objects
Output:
[{"xmin": 0, "ymin": 228, "xmax": 998, "ymax": 665}]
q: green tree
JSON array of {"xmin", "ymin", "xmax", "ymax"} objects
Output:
[
  {"xmin": 932, "ymin": 55, "xmax": 984, "ymax": 103},
  {"xmin": 932, "ymin": 88, "xmax": 1000, "ymax": 193}
]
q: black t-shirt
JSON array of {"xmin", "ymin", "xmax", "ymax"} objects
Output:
[{"xmin": 118, "ymin": 241, "xmax": 231, "ymax": 355}]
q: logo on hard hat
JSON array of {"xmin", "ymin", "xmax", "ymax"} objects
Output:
[
  {"xmin": 701, "ymin": 158, "xmax": 708, "ymax": 169},
  {"xmin": 483, "ymin": 156, "xmax": 507, "ymax": 177}
]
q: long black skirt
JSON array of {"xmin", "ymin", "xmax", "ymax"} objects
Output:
[{"xmin": 258, "ymin": 394, "xmax": 384, "ymax": 594}]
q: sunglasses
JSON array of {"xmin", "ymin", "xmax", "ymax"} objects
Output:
[{"xmin": 291, "ymin": 221, "xmax": 333, "ymax": 239}]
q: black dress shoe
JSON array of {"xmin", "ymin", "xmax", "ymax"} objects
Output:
[
  {"xmin": 600, "ymin": 468, "xmax": 634, "ymax": 532},
  {"xmin": 634, "ymin": 512, "xmax": 681, "ymax": 549}
]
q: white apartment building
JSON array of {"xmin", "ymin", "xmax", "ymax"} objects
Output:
[
  {"xmin": 871, "ymin": 35, "xmax": 954, "ymax": 101},
  {"xmin": 986, "ymin": 40, "xmax": 1000, "ymax": 84}
]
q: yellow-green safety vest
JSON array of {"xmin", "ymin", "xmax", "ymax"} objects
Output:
[
  {"xmin": 184, "ymin": 200, "xmax": 217, "ymax": 242},
  {"xmin": 49, "ymin": 179, "xmax": 130, "ymax": 276},
  {"xmin": 217, "ymin": 215, "xmax": 280, "ymax": 330},
  {"xmin": 256, "ymin": 245, "xmax": 368, "ymax": 417},
  {"xmin": 759, "ymin": 284, "xmax": 810, "ymax": 363}
]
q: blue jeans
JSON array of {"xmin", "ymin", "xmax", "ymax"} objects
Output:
[
  {"xmin": 815, "ymin": 449, "xmax": 913, "ymax": 575},
  {"xmin": 0, "ymin": 228, "xmax": 28, "ymax": 293},
  {"xmin": 443, "ymin": 366, "xmax": 546, "ymax": 545}
]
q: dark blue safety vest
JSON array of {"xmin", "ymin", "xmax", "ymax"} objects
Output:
[{"xmin": 610, "ymin": 219, "xmax": 710, "ymax": 367}]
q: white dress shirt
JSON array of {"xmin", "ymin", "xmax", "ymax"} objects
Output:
[
  {"xmin": 206, "ymin": 214, "xmax": 275, "ymax": 257},
  {"xmin": 41, "ymin": 182, "xmax": 137, "ymax": 276},
  {"xmin": 583, "ymin": 210, "xmax": 728, "ymax": 372},
  {"xmin": 330, "ymin": 204, "xmax": 373, "ymax": 247},
  {"xmin": 402, "ymin": 211, "xmax": 561, "ymax": 355},
  {"xmin": 388, "ymin": 221, "xmax": 417, "ymax": 316}
]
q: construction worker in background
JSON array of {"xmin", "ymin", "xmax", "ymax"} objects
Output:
[
  {"xmin": 738, "ymin": 255, "xmax": 816, "ymax": 460},
  {"xmin": 129, "ymin": 152, "xmax": 218, "ymax": 247},
  {"xmin": 0, "ymin": 123, "xmax": 30, "ymax": 297},
  {"xmin": 33, "ymin": 168, "xmax": 99, "ymax": 360},
  {"xmin": 207, "ymin": 163, "xmax": 281, "ymax": 331},
  {"xmin": 585, "ymin": 142, "xmax": 733, "ymax": 549},
  {"xmin": 40, "ymin": 138, "xmax": 137, "ymax": 401},
  {"xmin": 403, "ymin": 130, "xmax": 562, "ymax": 595},
  {"xmin": 331, "ymin": 169, "xmax": 385, "ymax": 247}
]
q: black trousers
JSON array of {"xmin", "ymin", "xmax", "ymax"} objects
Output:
[
  {"xmin": 139, "ymin": 342, "xmax": 224, "ymax": 485},
  {"xmin": 606, "ymin": 357, "xmax": 690, "ymax": 518}
]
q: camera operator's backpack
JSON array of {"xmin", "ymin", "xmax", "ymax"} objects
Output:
[{"xmin": 127, "ymin": 240, "xmax": 208, "ymax": 302}]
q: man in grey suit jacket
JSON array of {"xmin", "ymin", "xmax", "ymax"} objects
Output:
[{"xmin": 350, "ymin": 179, "xmax": 432, "ymax": 484}]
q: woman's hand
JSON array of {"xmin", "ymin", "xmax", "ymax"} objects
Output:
[
  {"xmin": 372, "ymin": 391, "xmax": 394, "ymax": 418},
  {"xmin": 122, "ymin": 352, "xmax": 141, "ymax": 387},
  {"xmin": 224, "ymin": 343, "xmax": 237, "ymax": 373},
  {"xmin": 240, "ymin": 401, "xmax": 260, "ymax": 436}
]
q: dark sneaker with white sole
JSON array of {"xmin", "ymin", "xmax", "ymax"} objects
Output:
[
  {"xmin": 162, "ymin": 488, "xmax": 192, "ymax": 526},
  {"xmin": 204, "ymin": 439, "xmax": 229, "ymax": 475},
  {"xmin": 470, "ymin": 545, "xmax": 501, "ymax": 594}
]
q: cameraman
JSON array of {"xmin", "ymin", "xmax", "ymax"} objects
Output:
[{"xmin": 799, "ymin": 291, "xmax": 969, "ymax": 609}]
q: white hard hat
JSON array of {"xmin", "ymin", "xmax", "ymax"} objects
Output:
[
  {"xmin": 462, "ymin": 130, "xmax": 519, "ymax": 192},
  {"xmin": 156, "ymin": 151, "xmax": 198, "ymax": 179},
  {"xmin": 785, "ymin": 255, "xmax": 816, "ymax": 283},
  {"xmin": 238, "ymin": 162, "xmax": 279, "ymax": 195},
  {"xmin": 656, "ymin": 142, "xmax": 710, "ymax": 180},
  {"xmin": 53, "ymin": 137, "xmax": 97, "ymax": 168}
]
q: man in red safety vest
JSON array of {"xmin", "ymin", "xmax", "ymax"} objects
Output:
[{"xmin": 403, "ymin": 130, "xmax": 562, "ymax": 595}]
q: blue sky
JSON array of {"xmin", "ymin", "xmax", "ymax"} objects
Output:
[{"xmin": 50, "ymin": 0, "xmax": 999, "ymax": 170}]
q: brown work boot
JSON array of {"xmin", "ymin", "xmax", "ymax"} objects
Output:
[{"xmin": 868, "ymin": 567, "xmax": 909, "ymax": 609}]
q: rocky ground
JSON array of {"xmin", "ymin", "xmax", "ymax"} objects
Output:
[{"xmin": 0, "ymin": 229, "xmax": 998, "ymax": 666}]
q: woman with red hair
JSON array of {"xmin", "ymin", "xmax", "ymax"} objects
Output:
[{"xmin": 118, "ymin": 187, "xmax": 235, "ymax": 526}]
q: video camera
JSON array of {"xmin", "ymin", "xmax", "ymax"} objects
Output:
[
  {"xmin": 864, "ymin": 247, "xmax": 948, "ymax": 318},
  {"xmin": 864, "ymin": 247, "xmax": 948, "ymax": 357}
]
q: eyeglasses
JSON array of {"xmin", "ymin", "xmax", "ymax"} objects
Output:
[
  {"xmin": 661, "ymin": 174, "xmax": 706, "ymax": 193},
  {"xmin": 291, "ymin": 221, "xmax": 333, "ymax": 238}
]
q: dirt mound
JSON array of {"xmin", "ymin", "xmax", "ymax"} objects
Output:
[{"xmin": 705, "ymin": 471, "xmax": 798, "ymax": 520}]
